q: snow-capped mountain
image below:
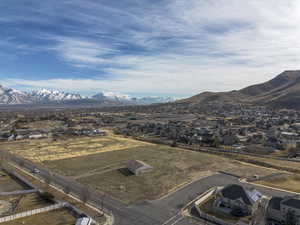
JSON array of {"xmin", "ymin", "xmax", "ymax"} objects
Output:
[
  {"xmin": 0, "ymin": 86, "xmax": 85, "ymax": 105},
  {"xmin": 0, "ymin": 85, "xmax": 175, "ymax": 105},
  {"xmin": 30, "ymin": 89, "xmax": 85, "ymax": 102},
  {"xmin": 0, "ymin": 85, "xmax": 33, "ymax": 105}
]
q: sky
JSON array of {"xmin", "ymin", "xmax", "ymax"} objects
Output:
[{"xmin": 1, "ymin": 0, "xmax": 300, "ymax": 97}]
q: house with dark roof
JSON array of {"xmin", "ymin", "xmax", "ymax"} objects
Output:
[
  {"xmin": 213, "ymin": 184, "xmax": 262, "ymax": 216},
  {"xmin": 267, "ymin": 196, "xmax": 300, "ymax": 224}
]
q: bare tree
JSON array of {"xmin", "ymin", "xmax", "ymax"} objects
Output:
[
  {"xmin": 80, "ymin": 186, "xmax": 91, "ymax": 204},
  {"xmin": 288, "ymin": 147, "xmax": 298, "ymax": 158},
  {"xmin": 100, "ymin": 195, "xmax": 105, "ymax": 216},
  {"xmin": 171, "ymin": 128, "xmax": 178, "ymax": 147},
  {"xmin": 43, "ymin": 171, "xmax": 52, "ymax": 185},
  {"xmin": 19, "ymin": 159, "xmax": 25, "ymax": 167},
  {"xmin": 63, "ymin": 185, "xmax": 71, "ymax": 195}
]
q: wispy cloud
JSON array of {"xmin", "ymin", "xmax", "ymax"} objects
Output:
[
  {"xmin": 1, "ymin": 0, "xmax": 300, "ymax": 96},
  {"xmin": 48, "ymin": 37, "xmax": 119, "ymax": 67}
]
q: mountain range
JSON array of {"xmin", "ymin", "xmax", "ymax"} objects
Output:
[
  {"xmin": 0, "ymin": 86, "xmax": 175, "ymax": 106},
  {"xmin": 181, "ymin": 70, "xmax": 300, "ymax": 109},
  {"xmin": 1, "ymin": 70, "xmax": 299, "ymax": 109}
]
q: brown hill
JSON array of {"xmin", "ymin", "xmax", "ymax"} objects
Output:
[{"xmin": 182, "ymin": 70, "xmax": 300, "ymax": 109}]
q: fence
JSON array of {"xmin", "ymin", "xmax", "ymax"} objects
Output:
[
  {"xmin": 0, "ymin": 203, "xmax": 65, "ymax": 223},
  {"xmin": 0, "ymin": 189, "xmax": 37, "ymax": 196},
  {"xmin": 196, "ymin": 210, "xmax": 236, "ymax": 225}
]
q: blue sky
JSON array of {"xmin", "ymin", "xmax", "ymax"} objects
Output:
[{"xmin": 1, "ymin": 0, "xmax": 300, "ymax": 97}]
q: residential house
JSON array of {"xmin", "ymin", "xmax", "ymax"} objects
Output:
[
  {"xmin": 267, "ymin": 196, "xmax": 300, "ymax": 225},
  {"xmin": 213, "ymin": 184, "xmax": 262, "ymax": 216}
]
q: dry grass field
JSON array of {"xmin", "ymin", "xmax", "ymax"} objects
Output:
[
  {"xmin": 0, "ymin": 133, "xmax": 284, "ymax": 204},
  {"xmin": 0, "ymin": 133, "xmax": 153, "ymax": 163},
  {"xmin": 255, "ymin": 174, "xmax": 300, "ymax": 193},
  {"xmin": 0, "ymin": 171, "xmax": 25, "ymax": 192},
  {"xmin": 43, "ymin": 144, "xmax": 275, "ymax": 203},
  {"xmin": 5, "ymin": 208, "xmax": 76, "ymax": 225},
  {"xmin": 228, "ymin": 153, "xmax": 300, "ymax": 174}
]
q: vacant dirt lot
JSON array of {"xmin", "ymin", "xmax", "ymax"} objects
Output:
[
  {"xmin": 5, "ymin": 208, "xmax": 76, "ymax": 225},
  {"xmin": 44, "ymin": 143, "xmax": 275, "ymax": 204}
]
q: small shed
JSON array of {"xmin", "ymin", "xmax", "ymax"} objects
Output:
[{"xmin": 127, "ymin": 160, "xmax": 153, "ymax": 175}]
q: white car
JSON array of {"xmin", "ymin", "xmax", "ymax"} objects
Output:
[{"xmin": 33, "ymin": 168, "xmax": 40, "ymax": 174}]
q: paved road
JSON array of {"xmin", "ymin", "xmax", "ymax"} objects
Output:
[
  {"xmin": 128, "ymin": 174, "xmax": 237, "ymax": 225},
  {"xmin": 128, "ymin": 173, "xmax": 295, "ymax": 225},
  {"xmin": 9, "ymin": 155, "xmax": 296, "ymax": 225}
]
